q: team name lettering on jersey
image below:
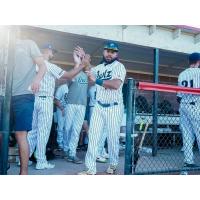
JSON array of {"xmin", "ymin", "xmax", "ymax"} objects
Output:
[
  {"xmin": 97, "ymin": 70, "xmax": 112, "ymax": 80},
  {"xmin": 77, "ymin": 77, "xmax": 88, "ymax": 84}
]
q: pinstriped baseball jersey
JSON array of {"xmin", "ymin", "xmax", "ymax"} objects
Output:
[
  {"xmin": 91, "ymin": 60, "xmax": 126, "ymax": 104},
  {"xmin": 84, "ymin": 60, "xmax": 126, "ymax": 174},
  {"xmin": 55, "ymin": 84, "xmax": 69, "ymax": 108},
  {"xmin": 28, "ymin": 60, "xmax": 65, "ymax": 165},
  {"xmin": 178, "ymin": 67, "xmax": 200, "ymax": 103},
  {"xmin": 35, "ymin": 60, "xmax": 65, "ymax": 97}
]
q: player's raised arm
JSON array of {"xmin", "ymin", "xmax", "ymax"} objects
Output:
[{"xmin": 61, "ymin": 47, "xmax": 90, "ymax": 80}]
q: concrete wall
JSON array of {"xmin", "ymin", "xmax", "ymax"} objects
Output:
[{"xmin": 34, "ymin": 25, "xmax": 200, "ymax": 54}]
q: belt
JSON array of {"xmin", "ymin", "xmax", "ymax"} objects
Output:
[
  {"xmin": 189, "ymin": 102, "xmax": 195, "ymax": 105},
  {"xmin": 97, "ymin": 101, "xmax": 118, "ymax": 108},
  {"xmin": 38, "ymin": 96, "xmax": 47, "ymax": 98},
  {"xmin": 38, "ymin": 96, "xmax": 54, "ymax": 98}
]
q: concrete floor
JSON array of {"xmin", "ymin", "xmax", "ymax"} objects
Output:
[
  {"xmin": 7, "ymin": 147, "xmax": 200, "ymax": 175},
  {"xmin": 8, "ymin": 149, "xmax": 125, "ymax": 175}
]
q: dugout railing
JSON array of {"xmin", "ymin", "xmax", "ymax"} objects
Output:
[{"xmin": 124, "ymin": 78, "xmax": 200, "ymax": 175}]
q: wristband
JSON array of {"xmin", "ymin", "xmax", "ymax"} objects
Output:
[{"xmin": 95, "ymin": 79, "xmax": 104, "ymax": 86}]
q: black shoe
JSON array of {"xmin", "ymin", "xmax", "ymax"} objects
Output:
[{"xmin": 184, "ymin": 163, "xmax": 199, "ymax": 168}]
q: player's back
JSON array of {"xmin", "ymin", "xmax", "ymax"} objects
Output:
[
  {"xmin": 178, "ymin": 67, "xmax": 200, "ymax": 88},
  {"xmin": 178, "ymin": 67, "xmax": 200, "ymax": 102}
]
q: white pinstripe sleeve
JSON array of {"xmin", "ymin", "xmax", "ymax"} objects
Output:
[
  {"xmin": 112, "ymin": 63, "xmax": 126, "ymax": 82},
  {"xmin": 46, "ymin": 61, "xmax": 65, "ymax": 79}
]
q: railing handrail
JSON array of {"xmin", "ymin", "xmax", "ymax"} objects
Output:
[{"xmin": 138, "ymin": 82, "xmax": 200, "ymax": 95}]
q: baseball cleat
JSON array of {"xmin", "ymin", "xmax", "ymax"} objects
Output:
[
  {"xmin": 66, "ymin": 155, "xmax": 83, "ymax": 164},
  {"xmin": 36, "ymin": 162, "xmax": 55, "ymax": 170},
  {"xmin": 78, "ymin": 170, "xmax": 96, "ymax": 175},
  {"xmin": 106, "ymin": 165, "xmax": 117, "ymax": 174},
  {"xmin": 96, "ymin": 156, "xmax": 107, "ymax": 163},
  {"xmin": 102, "ymin": 153, "xmax": 109, "ymax": 159}
]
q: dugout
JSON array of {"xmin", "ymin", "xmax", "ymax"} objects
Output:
[
  {"xmin": 19, "ymin": 25, "xmax": 189, "ymax": 111},
  {"xmin": 0, "ymin": 25, "xmax": 197, "ymax": 174}
]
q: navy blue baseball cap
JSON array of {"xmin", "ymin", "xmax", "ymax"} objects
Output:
[
  {"xmin": 104, "ymin": 41, "xmax": 119, "ymax": 52},
  {"xmin": 41, "ymin": 44, "xmax": 57, "ymax": 53},
  {"xmin": 189, "ymin": 52, "xmax": 200, "ymax": 64}
]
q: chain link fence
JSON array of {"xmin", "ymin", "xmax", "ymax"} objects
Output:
[{"xmin": 124, "ymin": 79, "xmax": 200, "ymax": 175}]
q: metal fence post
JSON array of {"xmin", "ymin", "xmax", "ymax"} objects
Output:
[
  {"xmin": 152, "ymin": 48, "xmax": 159, "ymax": 157},
  {"xmin": 0, "ymin": 26, "xmax": 16, "ymax": 175},
  {"xmin": 124, "ymin": 78, "xmax": 135, "ymax": 175}
]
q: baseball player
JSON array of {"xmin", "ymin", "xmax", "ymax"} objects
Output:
[
  {"xmin": 79, "ymin": 41, "xmax": 126, "ymax": 175},
  {"xmin": 63, "ymin": 53, "xmax": 90, "ymax": 164},
  {"xmin": 54, "ymin": 83, "xmax": 69, "ymax": 150},
  {"xmin": 178, "ymin": 52, "xmax": 200, "ymax": 168},
  {"xmin": 27, "ymin": 44, "xmax": 86, "ymax": 170}
]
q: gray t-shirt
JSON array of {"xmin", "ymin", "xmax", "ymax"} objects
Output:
[
  {"xmin": 66, "ymin": 71, "xmax": 88, "ymax": 106},
  {"xmin": 12, "ymin": 40, "xmax": 42, "ymax": 96}
]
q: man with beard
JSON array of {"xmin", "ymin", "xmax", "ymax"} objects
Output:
[{"xmin": 79, "ymin": 41, "xmax": 126, "ymax": 175}]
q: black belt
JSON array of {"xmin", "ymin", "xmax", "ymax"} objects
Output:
[
  {"xmin": 38, "ymin": 96, "xmax": 47, "ymax": 98},
  {"xmin": 97, "ymin": 101, "xmax": 118, "ymax": 108},
  {"xmin": 189, "ymin": 102, "xmax": 195, "ymax": 105}
]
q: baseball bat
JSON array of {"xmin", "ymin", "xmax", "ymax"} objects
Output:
[{"xmin": 134, "ymin": 121, "xmax": 150, "ymax": 172}]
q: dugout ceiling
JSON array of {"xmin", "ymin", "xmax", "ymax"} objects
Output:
[{"xmin": 20, "ymin": 26, "xmax": 189, "ymax": 80}]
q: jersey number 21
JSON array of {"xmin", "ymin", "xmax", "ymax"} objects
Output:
[{"xmin": 181, "ymin": 80, "xmax": 194, "ymax": 88}]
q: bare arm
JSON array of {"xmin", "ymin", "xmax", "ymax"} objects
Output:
[
  {"xmin": 54, "ymin": 98, "xmax": 65, "ymax": 116},
  {"xmin": 61, "ymin": 47, "xmax": 88, "ymax": 80},
  {"xmin": 31, "ymin": 57, "xmax": 47, "ymax": 93},
  {"xmin": 62, "ymin": 47, "xmax": 92, "ymax": 80},
  {"xmin": 61, "ymin": 64, "xmax": 84, "ymax": 80},
  {"xmin": 54, "ymin": 98, "xmax": 64, "ymax": 110}
]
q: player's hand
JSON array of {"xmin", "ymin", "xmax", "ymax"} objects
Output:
[
  {"xmin": 31, "ymin": 78, "xmax": 40, "ymax": 93},
  {"xmin": 85, "ymin": 71, "xmax": 96, "ymax": 83},
  {"xmin": 73, "ymin": 50, "xmax": 82, "ymax": 65},
  {"xmin": 82, "ymin": 54, "xmax": 91, "ymax": 71},
  {"xmin": 74, "ymin": 46, "xmax": 85, "ymax": 59}
]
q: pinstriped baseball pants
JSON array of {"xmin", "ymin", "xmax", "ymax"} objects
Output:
[
  {"xmin": 28, "ymin": 97, "xmax": 53, "ymax": 164},
  {"xmin": 85, "ymin": 103, "xmax": 123, "ymax": 174},
  {"xmin": 179, "ymin": 102, "xmax": 200, "ymax": 164},
  {"xmin": 63, "ymin": 104, "xmax": 86, "ymax": 156},
  {"xmin": 56, "ymin": 109, "xmax": 65, "ymax": 149},
  {"xmin": 89, "ymin": 106, "xmax": 107, "ymax": 157}
]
